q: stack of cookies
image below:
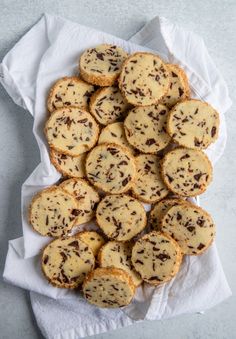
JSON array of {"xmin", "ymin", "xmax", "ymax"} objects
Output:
[{"xmin": 29, "ymin": 44, "xmax": 219, "ymax": 308}]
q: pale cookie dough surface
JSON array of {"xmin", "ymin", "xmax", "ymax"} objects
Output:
[
  {"xmin": 149, "ymin": 198, "xmax": 188, "ymax": 231},
  {"xmin": 132, "ymin": 154, "xmax": 169, "ymax": 203},
  {"xmin": 60, "ymin": 178, "xmax": 100, "ymax": 225},
  {"xmin": 119, "ymin": 52, "xmax": 170, "ymax": 106},
  {"xmin": 29, "ymin": 186, "xmax": 78, "ymax": 237},
  {"xmin": 162, "ymin": 148, "xmax": 213, "ymax": 196},
  {"xmin": 124, "ymin": 104, "xmax": 171, "ymax": 153},
  {"xmin": 85, "ymin": 143, "xmax": 136, "ymax": 194},
  {"xmin": 161, "ymin": 204, "xmax": 215, "ymax": 255},
  {"xmin": 42, "ymin": 237, "xmax": 95, "ymax": 288},
  {"xmin": 90, "ymin": 87, "xmax": 130, "ymax": 125},
  {"xmin": 98, "ymin": 122, "xmax": 135, "ymax": 154},
  {"xmin": 45, "ymin": 107, "xmax": 99, "ymax": 156},
  {"xmin": 160, "ymin": 64, "xmax": 190, "ymax": 108},
  {"xmin": 79, "ymin": 44, "xmax": 128, "ymax": 86},
  {"xmin": 50, "ymin": 149, "xmax": 86, "ymax": 178},
  {"xmin": 167, "ymin": 99, "xmax": 220, "ymax": 149},
  {"xmin": 96, "ymin": 194, "xmax": 147, "ymax": 241},
  {"xmin": 47, "ymin": 77, "xmax": 95, "ymax": 113},
  {"xmin": 132, "ymin": 231, "xmax": 182, "ymax": 285},
  {"xmin": 83, "ymin": 267, "xmax": 135, "ymax": 308},
  {"xmin": 76, "ymin": 231, "xmax": 105, "ymax": 257},
  {"xmin": 98, "ymin": 241, "xmax": 142, "ymax": 286}
]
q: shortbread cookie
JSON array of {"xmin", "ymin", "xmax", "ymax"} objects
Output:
[
  {"xmin": 167, "ymin": 99, "xmax": 220, "ymax": 149},
  {"xmin": 161, "ymin": 204, "xmax": 215, "ymax": 255},
  {"xmin": 79, "ymin": 44, "xmax": 128, "ymax": 86},
  {"xmin": 98, "ymin": 241, "xmax": 142, "ymax": 286},
  {"xmin": 86, "ymin": 143, "xmax": 136, "ymax": 194},
  {"xmin": 45, "ymin": 107, "xmax": 99, "ymax": 156},
  {"xmin": 132, "ymin": 154, "xmax": 169, "ymax": 203},
  {"xmin": 89, "ymin": 87, "xmax": 130, "ymax": 125},
  {"xmin": 42, "ymin": 236, "xmax": 95, "ymax": 288},
  {"xmin": 76, "ymin": 231, "xmax": 105, "ymax": 257},
  {"xmin": 96, "ymin": 194, "xmax": 147, "ymax": 241},
  {"xmin": 161, "ymin": 148, "xmax": 213, "ymax": 196},
  {"xmin": 124, "ymin": 104, "xmax": 171, "ymax": 153},
  {"xmin": 149, "ymin": 198, "xmax": 188, "ymax": 231},
  {"xmin": 83, "ymin": 267, "xmax": 135, "ymax": 307},
  {"xmin": 50, "ymin": 149, "xmax": 86, "ymax": 178},
  {"xmin": 98, "ymin": 122, "xmax": 135, "ymax": 154},
  {"xmin": 160, "ymin": 64, "xmax": 190, "ymax": 108},
  {"xmin": 29, "ymin": 186, "xmax": 78, "ymax": 237},
  {"xmin": 47, "ymin": 77, "xmax": 95, "ymax": 113},
  {"xmin": 119, "ymin": 52, "xmax": 170, "ymax": 106},
  {"xmin": 60, "ymin": 178, "xmax": 100, "ymax": 225},
  {"xmin": 132, "ymin": 231, "xmax": 182, "ymax": 285}
]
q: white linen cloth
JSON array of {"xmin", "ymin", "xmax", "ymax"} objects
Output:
[{"xmin": 1, "ymin": 13, "xmax": 232, "ymax": 339}]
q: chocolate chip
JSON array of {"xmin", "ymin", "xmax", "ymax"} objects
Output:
[{"xmin": 211, "ymin": 126, "xmax": 217, "ymax": 137}]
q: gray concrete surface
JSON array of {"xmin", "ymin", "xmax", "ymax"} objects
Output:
[{"xmin": 0, "ymin": 0, "xmax": 235, "ymax": 338}]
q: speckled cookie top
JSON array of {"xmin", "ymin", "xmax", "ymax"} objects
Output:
[
  {"xmin": 96, "ymin": 194, "xmax": 147, "ymax": 241},
  {"xmin": 119, "ymin": 52, "xmax": 170, "ymax": 106},
  {"xmin": 85, "ymin": 143, "xmax": 136, "ymax": 194}
]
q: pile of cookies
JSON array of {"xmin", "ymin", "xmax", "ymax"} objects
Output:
[{"xmin": 29, "ymin": 44, "xmax": 219, "ymax": 308}]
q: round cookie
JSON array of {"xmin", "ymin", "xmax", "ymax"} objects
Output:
[
  {"xmin": 161, "ymin": 148, "xmax": 213, "ymax": 196},
  {"xmin": 50, "ymin": 149, "xmax": 86, "ymax": 178},
  {"xmin": 45, "ymin": 107, "xmax": 99, "ymax": 156},
  {"xmin": 98, "ymin": 122, "xmax": 135, "ymax": 154},
  {"xmin": 47, "ymin": 77, "xmax": 95, "ymax": 113},
  {"xmin": 83, "ymin": 267, "xmax": 135, "ymax": 308},
  {"xmin": 29, "ymin": 186, "xmax": 78, "ymax": 237},
  {"xmin": 79, "ymin": 44, "xmax": 128, "ymax": 86},
  {"xmin": 89, "ymin": 87, "xmax": 130, "ymax": 125},
  {"xmin": 161, "ymin": 204, "xmax": 215, "ymax": 255},
  {"xmin": 76, "ymin": 231, "xmax": 105, "ymax": 257},
  {"xmin": 85, "ymin": 143, "xmax": 136, "ymax": 194},
  {"xmin": 167, "ymin": 99, "xmax": 220, "ymax": 149},
  {"xmin": 42, "ymin": 236, "xmax": 95, "ymax": 288},
  {"xmin": 98, "ymin": 241, "xmax": 142, "ymax": 287},
  {"xmin": 96, "ymin": 194, "xmax": 147, "ymax": 241},
  {"xmin": 131, "ymin": 231, "xmax": 182, "ymax": 285},
  {"xmin": 60, "ymin": 178, "xmax": 100, "ymax": 225},
  {"xmin": 149, "ymin": 198, "xmax": 188, "ymax": 231},
  {"xmin": 132, "ymin": 154, "xmax": 169, "ymax": 203},
  {"xmin": 160, "ymin": 64, "xmax": 190, "ymax": 108},
  {"xmin": 124, "ymin": 104, "xmax": 171, "ymax": 153},
  {"xmin": 119, "ymin": 52, "xmax": 170, "ymax": 106}
]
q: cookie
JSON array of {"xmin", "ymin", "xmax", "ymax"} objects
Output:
[
  {"xmin": 45, "ymin": 107, "xmax": 99, "ymax": 156},
  {"xmin": 42, "ymin": 236, "xmax": 95, "ymax": 288},
  {"xmin": 132, "ymin": 154, "xmax": 169, "ymax": 203},
  {"xmin": 167, "ymin": 99, "xmax": 220, "ymax": 149},
  {"xmin": 149, "ymin": 198, "xmax": 188, "ymax": 231},
  {"xmin": 160, "ymin": 64, "xmax": 190, "ymax": 108},
  {"xmin": 60, "ymin": 178, "xmax": 100, "ymax": 225},
  {"xmin": 119, "ymin": 52, "xmax": 170, "ymax": 106},
  {"xmin": 50, "ymin": 149, "xmax": 86, "ymax": 178},
  {"xmin": 161, "ymin": 203, "xmax": 215, "ymax": 255},
  {"xmin": 89, "ymin": 86, "xmax": 130, "ymax": 125},
  {"xmin": 83, "ymin": 267, "xmax": 135, "ymax": 308},
  {"xmin": 85, "ymin": 143, "xmax": 136, "ymax": 194},
  {"xmin": 76, "ymin": 231, "xmax": 105, "ymax": 257},
  {"xmin": 124, "ymin": 104, "xmax": 171, "ymax": 153},
  {"xmin": 47, "ymin": 77, "xmax": 95, "ymax": 113},
  {"xmin": 131, "ymin": 231, "xmax": 182, "ymax": 285},
  {"xmin": 98, "ymin": 241, "xmax": 142, "ymax": 287},
  {"xmin": 98, "ymin": 122, "xmax": 135, "ymax": 154},
  {"xmin": 161, "ymin": 148, "xmax": 213, "ymax": 196},
  {"xmin": 29, "ymin": 186, "xmax": 78, "ymax": 237},
  {"xmin": 96, "ymin": 194, "xmax": 147, "ymax": 241},
  {"xmin": 79, "ymin": 44, "xmax": 128, "ymax": 86}
]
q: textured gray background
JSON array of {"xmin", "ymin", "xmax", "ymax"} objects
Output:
[{"xmin": 0, "ymin": 0, "xmax": 236, "ymax": 338}]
